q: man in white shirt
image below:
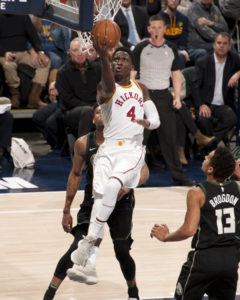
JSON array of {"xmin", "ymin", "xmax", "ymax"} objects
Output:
[{"xmin": 192, "ymin": 32, "xmax": 240, "ymax": 148}]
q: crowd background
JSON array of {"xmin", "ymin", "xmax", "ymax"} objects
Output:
[{"xmin": 0, "ymin": 0, "xmax": 239, "ymax": 186}]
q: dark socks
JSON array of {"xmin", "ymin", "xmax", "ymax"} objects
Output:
[{"xmin": 43, "ymin": 283, "xmax": 58, "ymax": 300}]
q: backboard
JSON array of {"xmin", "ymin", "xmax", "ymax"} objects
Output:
[
  {"xmin": 41, "ymin": 0, "xmax": 93, "ymax": 31},
  {"xmin": 0, "ymin": 0, "xmax": 93, "ymax": 31}
]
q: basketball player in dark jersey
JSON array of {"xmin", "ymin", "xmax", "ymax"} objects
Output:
[
  {"xmin": 151, "ymin": 146, "xmax": 240, "ymax": 300},
  {"xmin": 43, "ymin": 104, "xmax": 149, "ymax": 300}
]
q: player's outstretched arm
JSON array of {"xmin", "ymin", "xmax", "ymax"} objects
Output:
[
  {"xmin": 151, "ymin": 187, "xmax": 203, "ymax": 242},
  {"xmin": 62, "ymin": 136, "xmax": 87, "ymax": 233},
  {"xmin": 94, "ymin": 37, "xmax": 115, "ymax": 104}
]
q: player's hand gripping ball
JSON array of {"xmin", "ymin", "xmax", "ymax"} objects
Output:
[{"xmin": 91, "ymin": 19, "xmax": 121, "ymax": 49}]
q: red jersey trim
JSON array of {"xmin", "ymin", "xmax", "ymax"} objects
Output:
[{"xmin": 123, "ymin": 146, "xmax": 144, "ymax": 174}]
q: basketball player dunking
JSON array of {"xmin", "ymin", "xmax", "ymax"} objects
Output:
[{"xmin": 69, "ymin": 39, "xmax": 160, "ymax": 276}]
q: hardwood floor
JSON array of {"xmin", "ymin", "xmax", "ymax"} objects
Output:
[{"xmin": 0, "ymin": 187, "xmax": 239, "ymax": 300}]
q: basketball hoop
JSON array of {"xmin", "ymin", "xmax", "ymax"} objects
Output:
[{"xmin": 76, "ymin": 0, "xmax": 122, "ymax": 53}]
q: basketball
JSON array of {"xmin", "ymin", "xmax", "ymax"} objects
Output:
[{"xmin": 91, "ymin": 19, "xmax": 121, "ymax": 49}]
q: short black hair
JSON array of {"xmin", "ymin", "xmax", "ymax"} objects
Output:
[
  {"xmin": 210, "ymin": 146, "xmax": 235, "ymax": 181},
  {"xmin": 112, "ymin": 46, "xmax": 135, "ymax": 65},
  {"xmin": 215, "ymin": 32, "xmax": 231, "ymax": 43}
]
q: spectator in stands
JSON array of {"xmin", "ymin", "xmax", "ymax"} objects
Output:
[
  {"xmin": 218, "ymin": 0, "xmax": 240, "ymax": 25},
  {"xmin": 192, "ymin": 32, "xmax": 240, "ymax": 149},
  {"xmin": 218, "ymin": 0, "xmax": 240, "ymax": 48},
  {"xmin": 187, "ymin": 0, "xmax": 228, "ymax": 62},
  {"xmin": 0, "ymin": 97, "xmax": 13, "ymax": 170},
  {"xmin": 159, "ymin": 0, "xmax": 190, "ymax": 69},
  {"xmin": 147, "ymin": 0, "xmax": 194, "ymax": 17},
  {"xmin": 146, "ymin": 0, "xmax": 162, "ymax": 16},
  {"xmin": 0, "ymin": 14, "xmax": 50, "ymax": 108},
  {"xmin": 177, "ymin": 0, "xmax": 195, "ymax": 16},
  {"xmin": 32, "ymin": 81, "xmax": 65, "ymax": 150},
  {"xmin": 114, "ymin": 0, "xmax": 149, "ymax": 50},
  {"xmin": 33, "ymin": 17, "xmax": 70, "ymax": 86},
  {"xmin": 56, "ymin": 38, "xmax": 101, "ymax": 138},
  {"xmin": 133, "ymin": 15, "xmax": 195, "ymax": 186},
  {"xmin": 174, "ymin": 72, "xmax": 215, "ymax": 164},
  {"xmin": 176, "ymin": 104, "xmax": 215, "ymax": 165}
]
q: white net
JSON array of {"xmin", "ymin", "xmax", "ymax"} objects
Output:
[
  {"xmin": 76, "ymin": 0, "xmax": 122, "ymax": 53},
  {"xmin": 94, "ymin": 0, "xmax": 122, "ymax": 22}
]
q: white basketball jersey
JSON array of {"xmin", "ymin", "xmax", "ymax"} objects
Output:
[{"xmin": 101, "ymin": 80, "xmax": 144, "ymax": 139}]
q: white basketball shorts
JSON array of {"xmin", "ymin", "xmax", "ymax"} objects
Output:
[{"xmin": 93, "ymin": 138, "xmax": 146, "ymax": 197}]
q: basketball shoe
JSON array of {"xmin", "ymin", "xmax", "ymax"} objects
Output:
[
  {"xmin": 67, "ymin": 261, "xmax": 98, "ymax": 285},
  {"xmin": 128, "ymin": 286, "xmax": 140, "ymax": 300},
  {"xmin": 71, "ymin": 235, "xmax": 96, "ymax": 266}
]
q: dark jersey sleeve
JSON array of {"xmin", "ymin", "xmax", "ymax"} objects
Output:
[
  {"xmin": 133, "ymin": 40, "xmax": 149, "ymax": 77},
  {"xmin": 166, "ymin": 41, "xmax": 180, "ymax": 71}
]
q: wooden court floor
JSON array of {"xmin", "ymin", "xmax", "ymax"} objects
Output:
[{"xmin": 0, "ymin": 187, "xmax": 240, "ymax": 300}]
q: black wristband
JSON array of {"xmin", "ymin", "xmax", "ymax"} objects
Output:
[{"xmin": 63, "ymin": 209, "xmax": 70, "ymax": 214}]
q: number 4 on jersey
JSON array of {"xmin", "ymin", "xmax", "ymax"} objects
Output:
[{"xmin": 127, "ymin": 106, "xmax": 136, "ymax": 121}]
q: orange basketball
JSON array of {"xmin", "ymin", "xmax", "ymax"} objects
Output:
[{"xmin": 91, "ymin": 19, "xmax": 121, "ymax": 49}]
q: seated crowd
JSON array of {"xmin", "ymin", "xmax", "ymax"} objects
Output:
[{"xmin": 0, "ymin": 0, "xmax": 240, "ymax": 187}]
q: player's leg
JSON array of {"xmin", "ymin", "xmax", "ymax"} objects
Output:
[
  {"xmin": 174, "ymin": 251, "xmax": 207, "ymax": 300},
  {"xmin": 71, "ymin": 154, "xmax": 121, "ymax": 265},
  {"xmin": 67, "ymin": 239, "xmax": 101, "ymax": 285},
  {"xmin": 75, "ymin": 175, "xmax": 132, "ymax": 262},
  {"xmin": 71, "ymin": 148, "xmax": 144, "ymax": 267},
  {"xmin": 43, "ymin": 224, "xmax": 88, "ymax": 300},
  {"xmin": 113, "ymin": 238, "xmax": 139, "ymax": 300},
  {"xmin": 89, "ymin": 176, "xmax": 122, "ymax": 233},
  {"xmin": 108, "ymin": 190, "xmax": 140, "ymax": 300},
  {"xmin": 89, "ymin": 146, "xmax": 144, "ymax": 237},
  {"xmin": 206, "ymin": 246, "xmax": 239, "ymax": 300},
  {"xmin": 68, "ymin": 203, "xmax": 104, "ymax": 282},
  {"xmin": 207, "ymin": 276, "xmax": 238, "ymax": 300}
]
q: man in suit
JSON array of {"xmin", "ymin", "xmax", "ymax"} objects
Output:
[
  {"xmin": 114, "ymin": 0, "xmax": 149, "ymax": 50},
  {"xmin": 192, "ymin": 32, "xmax": 240, "ymax": 148}
]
